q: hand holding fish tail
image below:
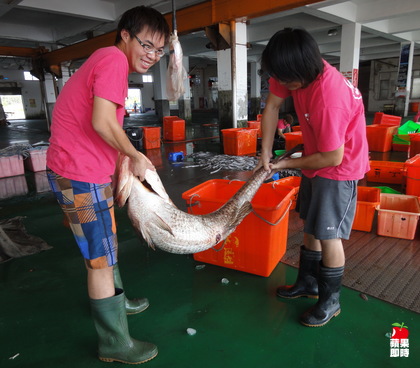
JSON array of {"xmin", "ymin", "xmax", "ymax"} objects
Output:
[
  {"xmin": 254, "ymin": 150, "xmax": 272, "ymax": 175},
  {"xmin": 130, "ymin": 151, "xmax": 155, "ymax": 181}
]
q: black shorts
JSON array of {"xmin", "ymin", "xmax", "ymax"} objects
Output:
[{"xmin": 296, "ymin": 175, "xmax": 358, "ymax": 240}]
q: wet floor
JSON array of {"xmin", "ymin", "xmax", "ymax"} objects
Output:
[{"xmin": 0, "ymin": 112, "xmax": 419, "ymax": 368}]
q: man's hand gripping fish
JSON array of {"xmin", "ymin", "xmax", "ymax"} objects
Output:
[{"xmin": 115, "ymin": 146, "xmax": 302, "ymax": 254}]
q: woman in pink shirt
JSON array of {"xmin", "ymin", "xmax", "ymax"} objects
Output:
[
  {"xmin": 255, "ymin": 28, "xmax": 369, "ymax": 327},
  {"xmin": 47, "ymin": 6, "xmax": 169, "ymax": 364}
]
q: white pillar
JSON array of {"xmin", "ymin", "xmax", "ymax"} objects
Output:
[
  {"xmin": 153, "ymin": 57, "xmax": 167, "ymax": 100},
  {"xmin": 395, "ymin": 42, "xmax": 415, "ymax": 117},
  {"xmin": 339, "ymin": 23, "xmax": 361, "ymax": 87},
  {"xmin": 250, "ymin": 61, "xmax": 261, "ymax": 100},
  {"xmin": 217, "ymin": 21, "xmax": 248, "ymax": 128}
]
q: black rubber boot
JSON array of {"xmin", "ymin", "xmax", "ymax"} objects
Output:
[
  {"xmin": 90, "ymin": 289, "xmax": 158, "ymax": 364},
  {"xmin": 113, "ymin": 263, "xmax": 149, "ymax": 315},
  {"xmin": 276, "ymin": 246, "xmax": 322, "ymax": 299},
  {"xmin": 300, "ymin": 264, "xmax": 344, "ymax": 327}
]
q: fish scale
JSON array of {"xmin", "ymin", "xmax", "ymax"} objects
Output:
[{"xmin": 116, "ymin": 145, "xmax": 303, "ymax": 254}]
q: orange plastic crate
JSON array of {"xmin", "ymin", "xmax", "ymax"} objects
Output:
[
  {"xmin": 405, "ymin": 154, "xmax": 420, "ymax": 197},
  {"xmin": 163, "ymin": 117, "xmax": 185, "ymax": 141},
  {"xmin": 142, "ymin": 127, "xmax": 161, "ymax": 149},
  {"xmin": 409, "ymin": 133, "xmax": 420, "ymax": 158},
  {"xmin": 366, "ymin": 160, "xmax": 405, "ymax": 184},
  {"xmin": 352, "ymin": 186, "xmax": 380, "ymax": 232},
  {"xmin": 284, "ymin": 131, "xmax": 303, "ymax": 151},
  {"xmin": 247, "ymin": 121, "xmax": 261, "ymax": 138},
  {"xmin": 373, "ymin": 112, "xmax": 402, "ymax": 126},
  {"xmin": 272, "ymin": 176, "xmax": 301, "ymax": 210},
  {"xmin": 182, "ymin": 179, "xmax": 295, "ymax": 277},
  {"xmin": 366, "ymin": 124, "xmax": 399, "ymax": 152},
  {"xmin": 221, "ymin": 128, "xmax": 258, "ymax": 155},
  {"xmin": 377, "ymin": 194, "xmax": 420, "ymax": 240},
  {"xmin": 291, "ymin": 125, "xmax": 301, "ymax": 132}
]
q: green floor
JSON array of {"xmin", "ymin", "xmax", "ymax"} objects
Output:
[{"xmin": 1, "ymin": 194, "xmax": 418, "ymax": 368}]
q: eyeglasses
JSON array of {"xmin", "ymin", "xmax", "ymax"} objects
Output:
[{"xmin": 133, "ymin": 35, "xmax": 165, "ymax": 57}]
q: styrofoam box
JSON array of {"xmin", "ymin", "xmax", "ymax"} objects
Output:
[
  {"xmin": 0, "ymin": 175, "xmax": 28, "ymax": 199},
  {"xmin": 0, "ymin": 155, "xmax": 24, "ymax": 178},
  {"xmin": 25, "ymin": 147, "xmax": 48, "ymax": 172}
]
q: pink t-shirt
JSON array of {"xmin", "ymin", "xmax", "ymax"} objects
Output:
[
  {"xmin": 277, "ymin": 119, "xmax": 290, "ymax": 130},
  {"xmin": 269, "ymin": 61, "xmax": 370, "ymax": 181},
  {"xmin": 47, "ymin": 46, "xmax": 128, "ymax": 184}
]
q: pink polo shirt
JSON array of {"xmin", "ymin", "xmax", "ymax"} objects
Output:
[
  {"xmin": 269, "ymin": 61, "xmax": 369, "ymax": 181},
  {"xmin": 47, "ymin": 46, "xmax": 128, "ymax": 184}
]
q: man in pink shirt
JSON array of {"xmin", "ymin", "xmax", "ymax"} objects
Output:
[
  {"xmin": 255, "ymin": 28, "xmax": 369, "ymax": 327},
  {"xmin": 47, "ymin": 6, "xmax": 169, "ymax": 364}
]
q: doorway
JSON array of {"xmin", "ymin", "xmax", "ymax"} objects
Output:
[
  {"xmin": 0, "ymin": 95, "xmax": 25, "ymax": 119},
  {"xmin": 125, "ymin": 88, "xmax": 142, "ymax": 114}
]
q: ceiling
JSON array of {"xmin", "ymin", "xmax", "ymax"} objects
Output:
[{"xmin": 0, "ymin": 0, "xmax": 420, "ymax": 73}]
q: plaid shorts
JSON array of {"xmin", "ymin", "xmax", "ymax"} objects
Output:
[{"xmin": 47, "ymin": 169, "xmax": 118, "ymax": 269}]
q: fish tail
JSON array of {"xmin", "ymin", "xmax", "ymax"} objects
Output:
[{"xmin": 115, "ymin": 154, "xmax": 133, "ymax": 207}]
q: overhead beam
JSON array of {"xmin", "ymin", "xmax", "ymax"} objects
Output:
[
  {"xmin": 0, "ymin": 46, "xmax": 44, "ymax": 58},
  {"xmin": 3, "ymin": 0, "xmax": 321, "ymax": 67}
]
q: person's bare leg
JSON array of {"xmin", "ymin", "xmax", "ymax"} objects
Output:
[
  {"xmin": 304, "ymin": 234, "xmax": 345, "ymax": 267},
  {"xmin": 320, "ymin": 238, "xmax": 345, "ymax": 267},
  {"xmin": 87, "ymin": 266, "xmax": 115, "ymax": 299}
]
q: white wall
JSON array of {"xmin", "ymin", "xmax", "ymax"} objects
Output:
[
  {"xmin": 368, "ymin": 55, "xmax": 420, "ymax": 113},
  {"xmin": 0, "ymin": 69, "xmax": 45, "ymax": 118}
]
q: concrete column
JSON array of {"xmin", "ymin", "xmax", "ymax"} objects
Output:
[
  {"xmin": 178, "ymin": 56, "xmax": 192, "ymax": 122},
  {"xmin": 395, "ymin": 41, "xmax": 415, "ymax": 117},
  {"xmin": 217, "ymin": 21, "xmax": 248, "ymax": 129},
  {"xmin": 153, "ymin": 57, "xmax": 170, "ymax": 121},
  {"xmin": 339, "ymin": 23, "xmax": 361, "ymax": 87},
  {"xmin": 249, "ymin": 61, "xmax": 261, "ymax": 120}
]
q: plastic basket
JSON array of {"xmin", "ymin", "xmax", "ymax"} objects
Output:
[
  {"xmin": 221, "ymin": 128, "xmax": 258, "ymax": 156},
  {"xmin": 181, "ymin": 179, "xmax": 295, "ymax": 277},
  {"xmin": 142, "ymin": 127, "xmax": 161, "ymax": 149},
  {"xmin": 398, "ymin": 120, "xmax": 420, "ymax": 135},
  {"xmin": 377, "ymin": 194, "xmax": 420, "ymax": 240},
  {"xmin": 163, "ymin": 117, "xmax": 185, "ymax": 141},
  {"xmin": 24, "ymin": 147, "xmax": 48, "ymax": 172},
  {"xmin": 284, "ymin": 131, "xmax": 303, "ymax": 151},
  {"xmin": 409, "ymin": 133, "xmax": 420, "ymax": 158},
  {"xmin": 374, "ymin": 186, "xmax": 402, "ymax": 195},
  {"xmin": 405, "ymin": 154, "xmax": 420, "ymax": 197},
  {"xmin": 352, "ymin": 186, "xmax": 380, "ymax": 232},
  {"xmin": 366, "ymin": 124, "xmax": 399, "ymax": 152},
  {"xmin": 0, "ymin": 154, "xmax": 24, "ymax": 178},
  {"xmin": 366, "ymin": 161, "xmax": 405, "ymax": 184},
  {"xmin": 272, "ymin": 176, "xmax": 301, "ymax": 210},
  {"xmin": 373, "ymin": 112, "xmax": 402, "ymax": 126},
  {"xmin": 247, "ymin": 121, "xmax": 261, "ymax": 138}
]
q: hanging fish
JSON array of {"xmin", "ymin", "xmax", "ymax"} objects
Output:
[{"xmin": 166, "ymin": 0, "xmax": 187, "ymax": 101}]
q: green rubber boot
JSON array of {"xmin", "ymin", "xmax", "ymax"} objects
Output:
[
  {"xmin": 90, "ymin": 289, "xmax": 158, "ymax": 364},
  {"xmin": 113, "ymin": 263, "xmax": 149, "ymax": 315}
]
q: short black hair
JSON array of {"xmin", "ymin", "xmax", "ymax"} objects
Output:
[
  {"xmin": 115, "ymin": 6, "xmax": 170, "ymax": 45},
  {"xmin": 261, "ymin": 28, "xmax": 324, "ymax": 87}
]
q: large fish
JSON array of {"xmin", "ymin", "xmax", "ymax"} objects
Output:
[{"xmin": 115, "ymin": 146, "xmax": 302, "ymax": 254}]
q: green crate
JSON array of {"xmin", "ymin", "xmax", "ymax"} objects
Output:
[
  {"xmin": 398, "ymin": 120, "xmax": 420, "ymax": 135},
  {"xmin": 374, "ymin": 186, "xmax": 402, "ymax": 194},
  {"xmin": 274, "ymin": 150, "xmax": 286, "ymax": 157},
  {"xmin": 392, "ymin": 134, "xmax": 410, "ymax": 144}
]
